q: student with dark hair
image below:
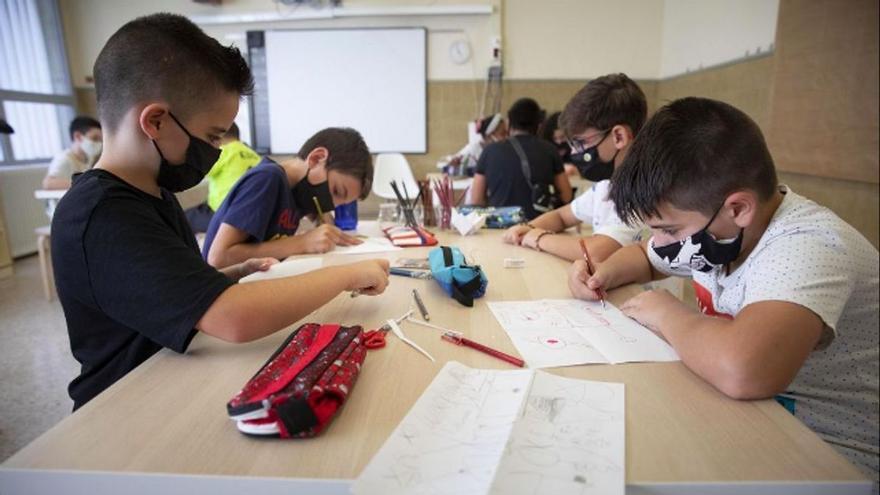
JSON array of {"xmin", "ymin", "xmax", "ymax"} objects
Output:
[
  {"xmin": 504, "ymin": 74, "xmax": 647, "ymax": 262},
  {"xmin": 470, "ymin": 98, "xmax": 572, "ymax": 219},
  {"xmin": 51, "ymin": 13, "xmax": 389, "ymax": 410},
  {"xmin": 42, "ymin": 116, "xmax": 102, "ymax": 190},
  {"xmin": 184, "ymin": 122, "xmax": 261, "ymax": 232},
  {"xmin": 539, "ymin": 111, "xmax": 576, "ymax": 177},
  {"xmin": 569, "ymin": 97, "xmax": 879, "ymax": 487},
  {"xmin": 203, "ymin": 127, "xmax": 373, "ymax": 268}
]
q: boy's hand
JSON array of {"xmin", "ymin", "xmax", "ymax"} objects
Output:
[
  {"xmin": 226, "ymin": 257, "xmax": 278, "ymax": 281},
  {"xmin": 345, "ymin": 259, "xmax": 390, "ymax": 296},
  {"xmin": 619, "ymin": 289, "xmax": 683, "ymax": 339},
  {"xmin": 568, "ymin": 259, "xmax": 609, "ymax": 301},
  {"xmin": 503, "ymin": 224, "xmax": 531, "ymax": 245},
  {"xmin": 301, "ymin": 224, "xmax": 362, "ymax": 253}
]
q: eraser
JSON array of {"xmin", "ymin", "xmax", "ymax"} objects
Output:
[{"xmin": 503, "ymin": 257, "xmax": 526, "ymax": 268}]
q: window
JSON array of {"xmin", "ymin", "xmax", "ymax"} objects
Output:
[{"xmin": 0, "ymin": 0, "xmax": 75, "ymax": 166}]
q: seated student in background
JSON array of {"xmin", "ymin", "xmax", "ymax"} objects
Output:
[
  {"xmin": 184, "ymin": 122, "xmax": 260, "ymax": 232},
  {"xmin": 469, "ymin": 98, "xmax": 572, "ymax": 220},
  {"xmin": 203, "ymin": 127, "xmax": 369, "ymax": 268},
  {"xmin": 52, "ymin": 13, "xmax": 389, "ymax": 410},
  {"xmin": 569, "ymin": 97, "xmax": 879, "ymax": 486},
  {"xmin": 504, "ymin": 74, "xmax": 647, "ymax": 262},
  {"xmin": 446, "ymin": 113, "xmax": 507, "ymax": 176},
  {"xmin": 42, "ymin": 116, "xmax": 103, "ymax": 190},
  {"xmin": 539, "ymin": 111, "xmax": 577, "ymax": 177}
]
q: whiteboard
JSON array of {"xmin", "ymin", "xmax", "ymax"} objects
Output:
[{"xmin": 264, "ymin": 28, "xmax": 426, "ymax": 154}]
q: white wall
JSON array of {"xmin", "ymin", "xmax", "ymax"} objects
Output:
[
  {"xmin": 59, "ymin": 0, "xmax": 501, "ymax": 86},
  {"xmin": 659, "ymin": 0, "xmax": 779, "ymax": 78},
  {"xmin": 503, "ymin": 0, "xmax": 665, "ymax": 80}
]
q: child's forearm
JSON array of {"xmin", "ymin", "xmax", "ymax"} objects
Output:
[
  {"xmin": 529, "ymin": 209, "xmax": 568, "ymax": 233},
  {"xmin": 210, "ymin": 236, "xmax": 305, "ymax": 268},
  {"xmin": 217, "ymin": 262, "xmax": 247, "ymax": 282},
  {"xmin": 198, "ymin": 265, "xmax": 355, "ymax": 342},
  {"xmin": 601, "ymin": 244, "xmax": 655, "ymax": 289}
]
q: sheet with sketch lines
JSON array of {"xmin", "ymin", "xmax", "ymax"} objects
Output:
[{"xmin": 352, "ymin": 361, "xmax": 625, "ymax": 495}]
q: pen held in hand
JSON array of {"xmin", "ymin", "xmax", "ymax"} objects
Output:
[{"xmin": 578, "ymin": 238, "xmax": 607, "ymax": 308}]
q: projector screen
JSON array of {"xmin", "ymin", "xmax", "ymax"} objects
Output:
[{"xmin": 261, "ymin": 28, "xmax": 426, "ymax": 154}]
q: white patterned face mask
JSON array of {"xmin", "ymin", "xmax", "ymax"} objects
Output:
[
  {"xmin": 80, "ymin": 137, "xmax": 102, "ymax": 161},
  {"xmin": 649, "ymin": 205, "xmax": 744, "ymax": 273}
]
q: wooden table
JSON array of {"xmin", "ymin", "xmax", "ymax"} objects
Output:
[{"xmin": 1, "ymin": 228, "xmax": 871, "ymax": 494}]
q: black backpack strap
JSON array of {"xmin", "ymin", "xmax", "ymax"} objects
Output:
[{"xmin": 509, "ymin": 136, "xmax": 533, "ymax": 186}]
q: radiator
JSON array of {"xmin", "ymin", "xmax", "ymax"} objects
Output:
[{"xmin": 0, "ymin": 165, "xmax": 51, "ymax": 258}]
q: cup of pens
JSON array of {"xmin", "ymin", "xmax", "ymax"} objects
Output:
[{"xmin": 432, "ymin": 175, "xmax": 455, "ymax": 230}]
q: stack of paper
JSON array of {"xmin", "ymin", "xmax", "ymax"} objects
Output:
[
  {"xmin": 353, "ymin": 361, "xmax": 625, "ymax": 495},
  {"xmin": 488, "ymin": 299, "xmax": 679, "ymax": 368}
]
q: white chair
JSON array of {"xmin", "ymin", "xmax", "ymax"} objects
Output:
[{"xmin": 371, "ymin": 153, "xmax": 419, "ymax": 201}]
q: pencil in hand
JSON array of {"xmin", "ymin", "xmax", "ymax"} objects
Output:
[{"xmin": 578, "ymin": 238, "xmax": 607, "ymax": 308}]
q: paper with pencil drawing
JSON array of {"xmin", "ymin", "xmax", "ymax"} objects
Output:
[
  {"xmin": 352, "ymin": 361, "xmax": 625, "ymax": 495},
  {"xmin": 238, "ymin": 257, "xmax": 322, "ymax": 283},
  {"xmin": 332, "ymin": 236, "xmax": 402, "ymax": 255},
  {"xmin": 488, "ymin": 299, "xmax": 679, "ymax": 367}
]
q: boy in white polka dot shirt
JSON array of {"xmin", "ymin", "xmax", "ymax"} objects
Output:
[{"xmin": 568, "ymin": 97, "xmax": 879, "ymax": 490}]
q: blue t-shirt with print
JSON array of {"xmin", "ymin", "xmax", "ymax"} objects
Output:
[{"xmin": 202, "ymin": 157, "xmax": 301, "ymax": 259}]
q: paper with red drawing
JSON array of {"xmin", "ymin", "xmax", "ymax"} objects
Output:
[{"xmin": 488, "ymin": 299, "xmax": 679, "ymax": 367}]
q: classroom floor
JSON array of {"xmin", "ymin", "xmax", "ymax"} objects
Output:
[{"xmin": 0, "ymin": 254, "xmax": 78, "ymax": 462}]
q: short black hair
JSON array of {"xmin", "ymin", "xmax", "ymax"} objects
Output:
[
  {"xmin": 539, "ymin": 111, "xmax": 561, "ymax": 142},
  {"xmin": 559, "ymin": 73, "xmax": 647, "ymax": 137},
  {"xmin": 507, "ymin": 98, "xmax": 545, "ymax": 134},
  {"xmin": 93, "ymin": 13, "xmax": 254, "ymax": 132},
  {"xmin": 610, "ymin": 97, "xmax": 778, "ymax": 225},
  {"xmin": 298, "ymin": 128, "xmax": 373, "ymax": 200},
  {"xmin": 69, "ymin": 116, "xmax": 100, "ymax": 140},
  {"xmin": 225, "ymin": 122, "xmax": 240, "ymax": 140}
]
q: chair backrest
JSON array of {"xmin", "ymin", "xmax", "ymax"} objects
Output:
[{"xmin": 371, "ymin": 153, "xmax": 419, "ymax": 200}]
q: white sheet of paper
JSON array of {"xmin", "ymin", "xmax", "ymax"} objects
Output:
[
  {"xmin": 352, "ymin": 362, "xmax": 626, "ymax": 495},
  {"xmin": 352, "ymin": 362, "xmax": 533, "ymax": 495},
  {"xmin": 488, "ymin": 299, "xmax": 678, "ymax": 367},
  {"xmin": 332, "ymin": 237, "xmax": 402, "ymax": 255},
  {"xmin": 489, "ymin": 372, "xmax": 625, "ymax": 495},
  {"xmin": 238, "ymin": 257, "xmax": 323, "ymax": 283}
]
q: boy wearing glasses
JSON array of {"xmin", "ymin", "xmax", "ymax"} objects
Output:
[{"xmin": 503, "ymin": 74, "xmax": 647, "ymax": 262}]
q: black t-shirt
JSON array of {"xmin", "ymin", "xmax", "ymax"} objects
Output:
[
  {"xmin": 51, "ymin": 169, "xmax": 234, "ymax": 410},
  {"xmin": 475, "ymin": 134, "xmax": 564, "ymax": 219}
]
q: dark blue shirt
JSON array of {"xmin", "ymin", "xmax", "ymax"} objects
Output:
[{"xmin": 203, "ymin": 158, "xmax": 301, "ymax": 258}]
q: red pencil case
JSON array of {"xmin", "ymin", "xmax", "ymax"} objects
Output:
[
  {"xmin": 226, "ymin": 323, "xmax": 366, "ymax": 438},
  {"xmin": 383, "ymin": 225, "xmax": 438, "ymax": 247}
]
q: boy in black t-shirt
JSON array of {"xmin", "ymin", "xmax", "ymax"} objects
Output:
[
  {"xmin": 470, "ymin": 98, "xmax": 573, "ymax": 219},
  {"xmin": 51, "ymin": 13, "xmax": 389, "ymax": 410}
]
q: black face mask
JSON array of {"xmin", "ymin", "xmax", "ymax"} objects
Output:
[
  {"xmin": 650, "ymin": 204, "xmax": 744, "ymax": 273},
  {"xmin": 569, "ymin": 131, "xmax": 616, "ymax": 182},
  {"xmin": 152, "ymin": 112, "xmax": 221, "ymax": 192},
  {"xmin": 292, "ymin": 168, "xmax": 335, "ymax": 215}
]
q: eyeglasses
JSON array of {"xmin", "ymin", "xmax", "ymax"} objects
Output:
[{"xmin": 566, "ymin": 129, "xmax": 611, "ymax": 154}]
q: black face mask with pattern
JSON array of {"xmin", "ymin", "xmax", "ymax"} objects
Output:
[{"xmin": 152, "ymin": 112, "xmax": 221, "ymax": 192}]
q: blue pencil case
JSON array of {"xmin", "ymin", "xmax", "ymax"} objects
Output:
[
  {"xmin": 455, "ymin": 206, "xmax": 524, "ymax": 229},
  {"xmin": 428, "ymin": 246, "xmax": 487, "ymax": 307}
]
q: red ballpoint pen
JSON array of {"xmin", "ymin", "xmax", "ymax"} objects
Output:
[{"xmin": 441, "ymin": 332, "xmax": 525, "ymax": 368}]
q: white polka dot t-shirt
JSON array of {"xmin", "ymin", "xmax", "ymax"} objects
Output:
[
  {"xmin": 678, "ymin": 186, "xmax": 879, "ymax": 485},
  {"xmin": 570, "ymin": 179, "xmax": 644, "ymax": 246}
]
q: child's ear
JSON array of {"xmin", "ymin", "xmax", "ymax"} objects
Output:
[
  {"xmin": 725, "ymin": 191, "xmax": 759, "ymax": 228},
  {"xmin": 138, "ymin": 103, "xmax": 170, "ymax": 140},
  {"xmin": 306, "ymin": 146, "xmax": 329, "ymax": 168},
  {"xmin": 611, "ymin": 124, "xmax": 633, "ymax": 150}
]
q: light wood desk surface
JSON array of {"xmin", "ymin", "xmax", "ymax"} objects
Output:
[{"xmin": 2, "ymin": 228, "xmax": 869, "ymax": 491}]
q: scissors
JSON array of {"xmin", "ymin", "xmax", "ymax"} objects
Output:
[{"xmin": 363, "ymin": 310, "xmax": 413, "ymax": 349}]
